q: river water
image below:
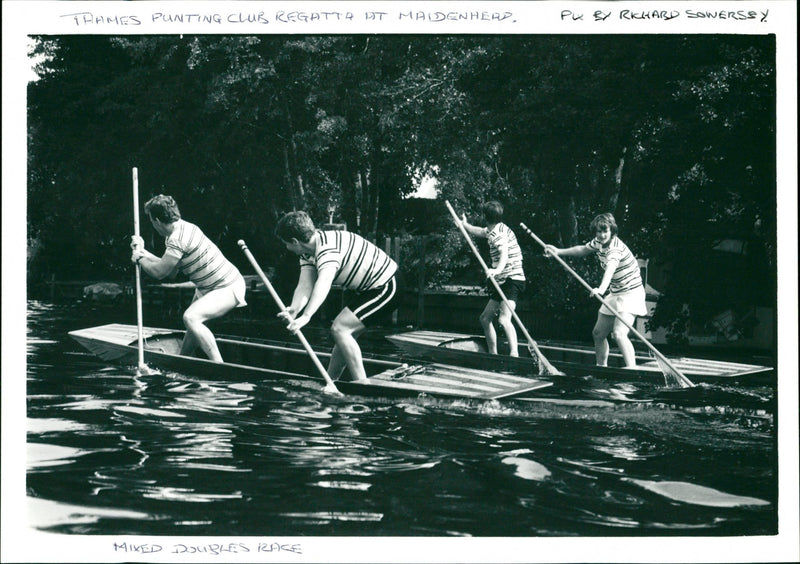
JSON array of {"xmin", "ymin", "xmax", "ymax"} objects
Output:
[{"xmin": 16, "ymin": 299, "xmax": 783, "ymax": 560}]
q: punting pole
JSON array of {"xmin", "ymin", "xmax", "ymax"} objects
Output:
[
  {"xmin": 519, "ymin": 222, "xmax": 694, "ymax": 388},
  {"xmin": 445, "ymin": 200, "xmax": 563, "ymax": 376},
  {"xmin": 238, "ymin": 240, "xmax": 342, "ymax": 395},
  {"xmin": 132, "ymin": 168, "xmax": 157, "ymax": 376}
]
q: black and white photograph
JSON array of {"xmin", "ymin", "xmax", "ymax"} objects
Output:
[{"xmin": 3, "ymin": 1, "xmax": 797, "ymax": 562}]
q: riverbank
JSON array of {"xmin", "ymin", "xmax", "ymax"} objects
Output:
[{"xmin": 28, "ymin": 277, "xmax": 775, "ymax": 366}]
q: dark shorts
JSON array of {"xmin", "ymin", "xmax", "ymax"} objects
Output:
[
  {"xmin": 487, "ymin": 277, "xmax": 526, "ymax": 303},
  {"xmin": 344, "ymin": 276, "xmax": 399, "ymax": 324}
]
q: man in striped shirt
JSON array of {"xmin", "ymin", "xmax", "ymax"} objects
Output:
[
  {"xmin": 544, "ymin": 213, "xmax": 646, "ymax": 367},
  {"xmin": 460, "ymin": 201, "xmax": 526, "ymax": 357},
  {"xmin": 131, "ymin": 195, "xmax": 247, "ymax": 363},
  {"xmin": 276, "ymin": 211, "xmax": 399, "ymax": 382}
]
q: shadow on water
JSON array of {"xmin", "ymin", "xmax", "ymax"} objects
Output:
[{"xmin": 24, "ymin": 300, "xmax": 777, "ymax": 537}]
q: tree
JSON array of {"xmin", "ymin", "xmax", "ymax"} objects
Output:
[{"xmin": 27, "ymin": 34, "xmax": 776, "ymax": 344}]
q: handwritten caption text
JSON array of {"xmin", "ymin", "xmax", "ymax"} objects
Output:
[
  {"xmin": 561, "ymin": 8, "xmax": 769, "ymax": 22},
  {"xmin": 113, "ymin": 541, "xmax": 302, "ymax": 556},
  {"xmin": 59, "ymin": 9, "xmax": 517, "ymax": 27}
]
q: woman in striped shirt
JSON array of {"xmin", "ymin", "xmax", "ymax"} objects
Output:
[
  {"xmin": 460, "ymin": 201, "xmax": 526, "ymax": 358},
  {"xmin": 276, "ymin": 211, "xmax": 399, "ymax": 382},
  {"xmin": 545, "ymin": 213, "xmax": 646, "ymax": 368},
  {"xmin": 130, "ymin": 195, "xmax": 247, "ymax": 363}
]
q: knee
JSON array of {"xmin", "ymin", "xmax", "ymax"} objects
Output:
[
  {"xmin": 592, "ymin": 326, "xmax": 608, "ymax": 341},
  {"xmin": 330, "ymin": 319, "xmax": 352, "ymax": 343},
  {"xmin": 497, "ymin": 311, "xmax": 512, "ymax": 326},
  {"xmin": 479, "ymin": 312, "xmax": 495, "ymax": 327},
  {"xmin": 183, "ymin": 310, "xmax": 199, "ymax": 328},
  {"xmin": 610, "ymin": 328, "xmax": 630, "ymax": 342}
]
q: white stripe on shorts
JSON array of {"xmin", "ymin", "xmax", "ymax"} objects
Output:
[{"xmin": 353, "ymin": 278, "xmax": 396, "ymax": 321}]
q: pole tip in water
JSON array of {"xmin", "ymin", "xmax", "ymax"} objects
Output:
[
  {"xmin": 136, "ymin": 364, "xmax": 160, "ymax": 376},
  {"xmin": 323, "ymin": 383, "xmax": 343, "ymax": 396}
]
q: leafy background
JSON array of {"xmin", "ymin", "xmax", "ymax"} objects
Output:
[{"xmin": 27, "ymin": 34, "xmax": 776, "ymax": 343}]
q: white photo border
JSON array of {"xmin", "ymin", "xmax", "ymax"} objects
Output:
[{"xmin": 3, "ymin": 2, "xmax": 797, "ymax": 563}]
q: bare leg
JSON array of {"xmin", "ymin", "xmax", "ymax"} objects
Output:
[
  {"xmin": 179, "ymin": 329, "xmax": 199, "ymax": 357},
  {"xmin": 326, "ymin": 344, "xmax": 348, "ymax": 381},
  {"xmin": 497, "ymin": 300, "xmax": 519, "ymax": 357},
  {"xmin": 611, "ymin": 314, "xmax": 638, "ymax": 367},
  {"xmin": 181, "ymin": 288, "xmax": 238, "ymax": 363},
  {"xmin": 479, "ymin": 300, "xmax": 501, "ymax": 354},
  {"xmin": 592, "ymin": 313, "xmax": 615, "ymax": 366},
  {"xmin": 329, "ymin": 308, "xmax": 368, "ymax": 381}
]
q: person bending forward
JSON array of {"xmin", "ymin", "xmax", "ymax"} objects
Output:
[
  {"xmin": 459, "ymin": 201, "xmax": 526, "ymax": 357},
  {"xmin": 276, "ymin": 211, "xmax": 399, "ymax": 382}
]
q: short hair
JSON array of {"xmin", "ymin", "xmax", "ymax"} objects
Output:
[
  {"xmin": 482, "ymin": 201, "xmax": 504, "ymax": 224},
  {"xmin": 276, "ymin": 211, "xmax": 316, "ymax": 243},
  {"xmin": 144, "ymin": 195, "xmax": 181, "ymax": 223},
  {"xmin": 590, "ymin": 213, "xmax": 618, "ymax": 236}
]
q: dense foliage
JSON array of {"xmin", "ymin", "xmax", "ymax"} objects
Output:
[{"xmin": 27, "ymin": 34, "xmax": 775, "ymax": 340}]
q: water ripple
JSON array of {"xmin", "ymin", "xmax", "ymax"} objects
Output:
[
  {"xmin": 279, "ymin": 511, "xmax": 384, "ymax": 523},
  {"xmin": 22, "ymin": 301, "xmax": 778, "ymax": 537},
  {"xmin": 141, "ymin": 487, "xmax": 243, "ymax": 503},
  {"xmin": 28, "ymin": 497, "xmax": 162, "ymax": 530}
]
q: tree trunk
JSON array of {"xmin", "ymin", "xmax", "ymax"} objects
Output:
[
  {"xmin": 557, "ymin": 195, "xmax": 579, "ymax": 247},
  {"xmin": 370, "ymin": 172, "xmax": 380, "ymax": 236},
  {"xmin": 361, "ymin": 165, "xmax": 381, "ymax": 238},
  {"xmin": 359, "ymin": 169, "xmax": 369, "ymax": 233},
  {"xmin": 281, "ymin": 143, "xmax": 297, "ymax": 210},
  {"xmin": 608, "ymin": 147, "xmax": 626, "ymax": 213},
  {"xmin": 283, "ymin": 103, "xmax": 305, "ymax": 208},
  {"xmin": 295, "ymin": 169, "xmax": 305, "ymax": 201}
]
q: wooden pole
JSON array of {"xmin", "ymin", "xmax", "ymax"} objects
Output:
[
  {"xmin": 238, "ymin": 240, "xmax": 341, "ymax": 395},
  {"xmin": 132, "ymin": 168, "xmax": 156, "ymax": 376},
  {"xmin": 445, "ymin": 201, "xmax": 562, "ymax": 376},
  {"xmin": 519, "ymin": 222, "xmax": 694, "ymax": 388}
]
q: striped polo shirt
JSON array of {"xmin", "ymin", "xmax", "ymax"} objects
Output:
[
  {"xmin": 586, "ymin": 235, "xmax": 642, "ymax": 294},
  {"xmin": 300, "ymin": 230, "xmax": 397, "ymax": 292},
  {"xmin": 486, "ymin": 223, "xmax": 525, "ymax": 282},
  {"xmin": 164, "ymin": 220, "xmax": 242, "ymax": 292}
]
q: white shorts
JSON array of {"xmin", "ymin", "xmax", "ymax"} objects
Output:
[
  {"xmin": 599, "ymin": 285, "xmax": 647, "ymax": 317},
  {"xmin": 193, "ymin": 275, "xmax": 247, "ymax": 308}
]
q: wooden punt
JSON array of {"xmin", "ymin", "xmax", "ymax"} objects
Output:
[
  {"xmin": 385, "ymin": 330, "xmax": 774, "ymax": 383},
  {"xmin": 68, "ymin": 324, "xmax": 552, "ymax": 401}
]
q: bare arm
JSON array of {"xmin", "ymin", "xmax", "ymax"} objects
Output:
[
  {"xmin": 285, "ymin": 267, "xmax": 337, "ymax": 332},
  {"xmin": 592, "ymin": 259, "xmax": 618, "ymax": 296},
  {"xmin": 131, "ymin": 237, "xmax": 180, "ymax": 280},
  {"xmin": 488, "ymin": 242, "xmax": 508, "ymax": 277},
  {"xmin": 544, "ymin": 244, "xmax": 593, "ymax": 258},
  {"xmin": 141, "ymin": 252, "xmax": 180, "ymax": 280},
  {"xmin": 460, "ymin": 214, "xmax": 487, "ymax": 238},
  {"xmin": 287, "ymin": 267, "xmax": 316, "ymax": 315}
]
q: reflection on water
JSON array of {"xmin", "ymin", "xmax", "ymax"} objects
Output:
[
  {"xmin": 28, "ymin": 497, "xmax": 159, "ymax": 530},
  {"xmin": 23, "ymin": 300, "xmax": 777, "ymax": 537}
]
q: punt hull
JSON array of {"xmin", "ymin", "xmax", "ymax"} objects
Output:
[
  {"xmin": 386, "ymin": 330, "xmax": 774, "ymax": 384},
  {"xmin": 68, "ymin": 324, "xmax": 552, "ymax": 401}
]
